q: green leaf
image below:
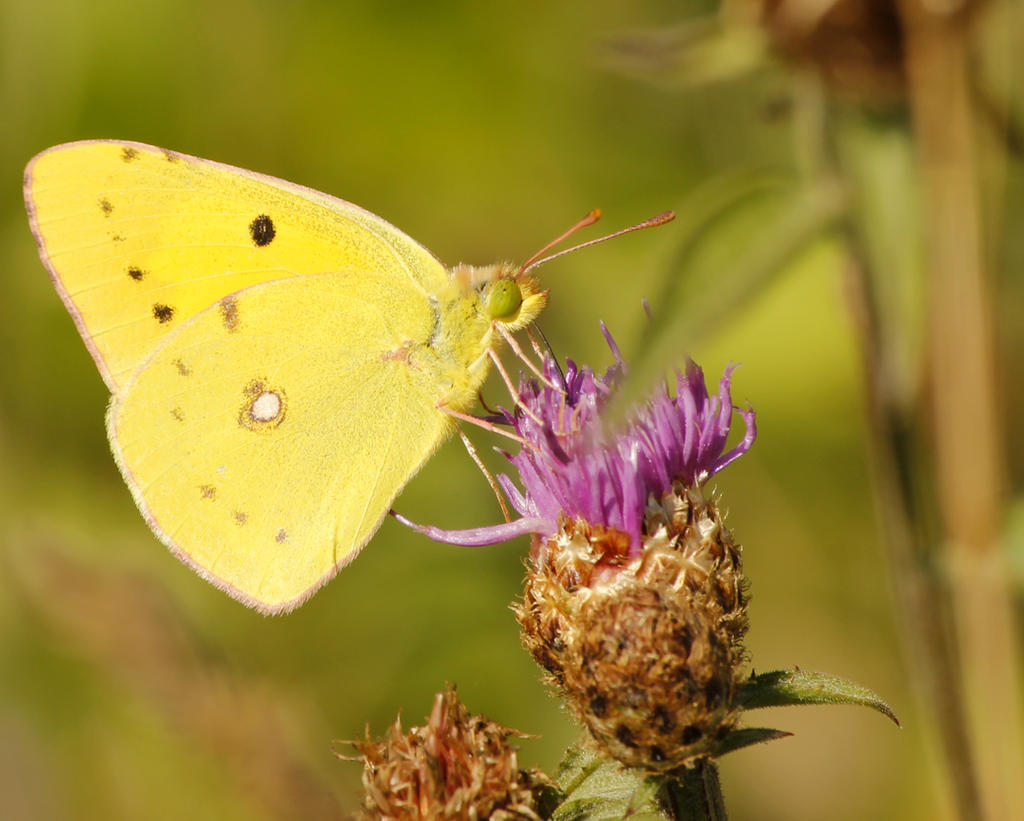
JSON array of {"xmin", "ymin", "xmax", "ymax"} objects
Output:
[
  {"xmin": 714, "ymin": 726, "xmax": 792, "ymax": 756},
  {"xmin": 551, "ymin": 741, "xmax": 665, "ymax": 821},
  {"xmin": 738, "ymin": 669, "xmax": 901, "ymax": 726}
]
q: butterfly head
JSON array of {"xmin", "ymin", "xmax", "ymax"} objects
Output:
[
  {"xmin": 487, "ymin": 265, "xmax": 547, "ymax": 331},
  {"xmin": 454, "ymin": 263, "xmax": 548, "ymax": 333}
]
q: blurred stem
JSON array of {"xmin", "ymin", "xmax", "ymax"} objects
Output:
[
  {"xmin": 898, "ymin": 3, "xmax": 1024, "ymax": 820},
  {"xmin": 659, "ymin": 761, "xmax": 727, "ymax": 821},
  {"xmin": 838, "ymin": 159, "xmax": 983, "ymax": 821}
]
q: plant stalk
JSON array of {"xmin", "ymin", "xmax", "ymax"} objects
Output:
[
  {"xmin": 896, "ymin": 2, "xmax": 1024, "ymax": 817},
  {"xmin": 660, "ymin": 761, "xmax": 727, "ymax": 821}
]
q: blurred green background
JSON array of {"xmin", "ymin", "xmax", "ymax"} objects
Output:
[{"xmin": 2, "ymin": 0, "xmax": 1022, "ymax": 819}]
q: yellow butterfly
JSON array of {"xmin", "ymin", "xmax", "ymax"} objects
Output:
[{"xmin": 24, "ymin": 141, "xmax": 547, "ymax": 614}]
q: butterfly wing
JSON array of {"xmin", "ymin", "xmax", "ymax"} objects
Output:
[
  {"xmin": 109, "ymin": 271, "xmax": 453, "ymax": 613},
  {"xmin": 24, "ymin": 140, "xmax": 447, "ymax": 392}
]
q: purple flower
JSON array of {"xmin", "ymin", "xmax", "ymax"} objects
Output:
[{"xmin": 395, "ymin": 325, "xmax": 755, "ymax": 554}]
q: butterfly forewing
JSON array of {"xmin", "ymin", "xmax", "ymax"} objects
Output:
[{"xmin": 25, "ymin": 140, "xmax": 448, "ymax": 392}]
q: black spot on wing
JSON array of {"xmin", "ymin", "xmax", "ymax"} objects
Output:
[
  {"xmin": 153, "ymin": 303, "xmax": 175, "ymax": 323},
  {"xmin": 128, "ymin": 266, "xmax": 145, "ymax": 281},
  {"xmin": 249, "ymin": 214, "xmax": 275, "ymax": 247},
  {"xmin": 111, "ymin": 234, "xmax": 125, "ymax": 243},
  {"xmin": 121, "ymin": 147, "xmax": 140, "ymax": 162},
  {"xmin": 99, "ymin": 198, "xmax": 113, "ymax": 216}
]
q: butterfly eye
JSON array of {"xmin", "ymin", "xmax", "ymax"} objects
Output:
[{"xmin": 486, "ymin": 279, "xmax": 523, "ymax": 321}]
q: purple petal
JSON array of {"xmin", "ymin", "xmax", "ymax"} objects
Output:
[
  {"xmin": 710, "ymin": 402, "xmax": 757, "ymax": 475},
  {"xmin": 391, "ymin": 510, "xmax": 554, "ymax": 546},
  {"xmin": 407, "ymin": 322, "xmax": 755, "ymax": 552}
]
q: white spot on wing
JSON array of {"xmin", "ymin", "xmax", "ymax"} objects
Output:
[{"xmin": 251, "ymin": 391, "xmax": 282, "ymax": 422}]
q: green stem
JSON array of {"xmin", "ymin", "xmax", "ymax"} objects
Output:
[{"xmin": 659, "ymin": 761, "xmax": 727, "ymax": 821}]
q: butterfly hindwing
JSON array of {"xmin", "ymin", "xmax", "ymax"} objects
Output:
[{"xmin": 109, "ymin": 271, "xmax": 453, "ymax": 613}]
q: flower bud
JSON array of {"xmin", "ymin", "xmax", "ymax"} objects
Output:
[{"xmin": 517, "ymin": 482, "xmax": 748, "ymax": 770}]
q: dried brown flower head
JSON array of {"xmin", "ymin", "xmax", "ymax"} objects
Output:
[{"xmin": 352, "ymin": 686, "xmax": 551, "ymax": 820}]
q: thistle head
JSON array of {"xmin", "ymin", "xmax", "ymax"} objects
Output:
[
  {"xmin": 351, "ymin": 685, "xmax": 552, "ymax": 819},
  {"xmin": 495, "ymin": 327, "xmax": 754, "ymax": 769},
  {"xmin": 401, "ymin": 321, "xmax": 756, "ymax": 771}
]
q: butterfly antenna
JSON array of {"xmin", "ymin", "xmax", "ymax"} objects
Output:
[
  {"xmin": 519, "ymin": 209, "xmax": 602, "ymax": 273},
  {"xmin": 521, "ymin": 210, "xmax": 675, "ymax": 275}
]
